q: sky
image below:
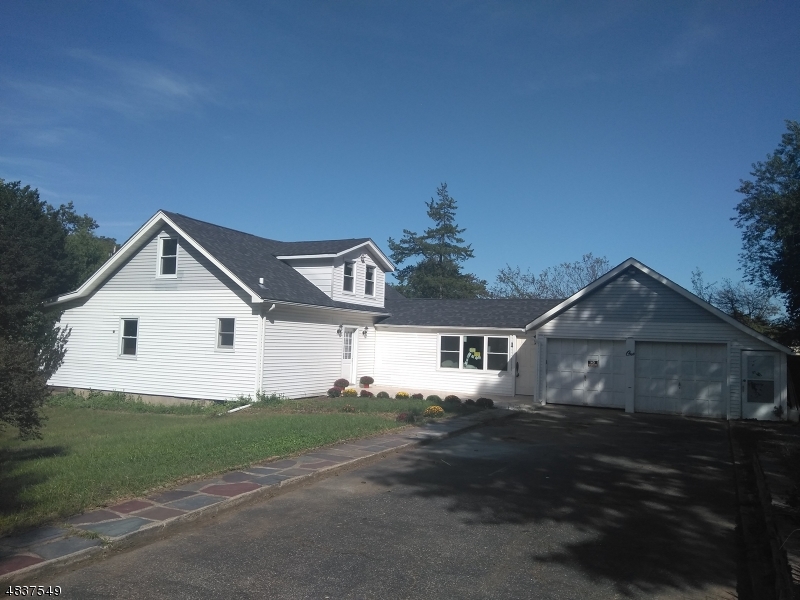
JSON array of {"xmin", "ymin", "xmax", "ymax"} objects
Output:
[{"xmin": 1, "ymin": 1, "xmax": 798, "ymax": 291}]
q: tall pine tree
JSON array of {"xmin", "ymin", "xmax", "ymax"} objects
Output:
[{"xmin": 388, "ymin": 183, "xmax": 487, "ymax": 298}]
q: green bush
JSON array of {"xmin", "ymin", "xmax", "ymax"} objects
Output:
[
  {"xmin": 464, "ymin": 399, "xmax": 476, "ymax": 406},
  {"xmin": 360, "ymin": 390, "xmax": 374, "ymax": 397},
  {"xmin": 359, "ymin": 375, "xmax": 374, "ymax": 385},
  {"xmin": 425, "ymin": 395, "xmax": 442, "ymax": 403},
  {"xmin": 376, "ymin": 391, "xmax": 390, "ymax": 398},
  {"xmin": 411, "ymin": 393, "xmax": 424, "ymax": 399},
  {"xmin": 334, "ymin": 378, "xmax": 350, "ymax": 388},
  {"xmin": 327, "ymin": 387, "xmax": 342, "ymax": 398},
  {"xmin": 444, "ymin": 395, "xmax": 461, "ymax": 404},
  {"xmin": 476, "ymin": 397, "xmax": 494, "ymax": 408}
]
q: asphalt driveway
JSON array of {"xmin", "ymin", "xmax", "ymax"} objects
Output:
[{"xmin": 46, "ymin": 406, "xmax": 740, "ymax": 599}]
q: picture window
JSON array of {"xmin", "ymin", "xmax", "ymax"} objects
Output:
[{"xmin": 439, "ymin": 335, "xmax": 509, "ymax": 372}]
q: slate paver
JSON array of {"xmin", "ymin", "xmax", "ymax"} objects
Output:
[
  {"xmin": 147, "ymin": 490, "xmax": 197, "ymax": 504},
  {"xmin": 243, "ymin": 466, "xmax": 281, "ymax": 475},
  {"xmin": 31, "ymin": 537, "xmax": 102, "ymax": 560},
  {"xmin": 108, "ymin": 500, "xmax": 153, "ymax": 514},
  {"xmin": 298, "ymin": 460, "xmax": 338, "ymax": 469},
  {"xmin": 276, "ymin": 468, "xmax": 315, "ymax": 477},
  {"xmin": 176, "ymin": 478, "xmax": 225, "ymax": 492},
  {"xmin": 79, "ymin": 517, "xmax": 152, "ymax": 538},
  {"xmin": 2, "ymin": 527, "xmax": 67, "ymax": 549},
  {"xmin": 303, "ymin": 452, "xmax": 352, "ymax": 462},
  {"xmin": 165, "ymin": 494, "xmax": 224, "ymax": 511},
  {"xmin": 221, "ymin": 471, "xmax": 260, "ymax": 483},
  {"xmin": 0, "ymin": 555, "xmax": 44, "ymax": 576},
  {"xmin": 262, "ymin": 459, "xmax": 297, "ymax": 469},
  {"xmin": 200, "ymin": 482, "xmax": 261, "ymax": 497},
  {"xmin": 252, "ymin": 474, "xmax": 294, "ymax": 486},
  {"xmin": 66, "ymin": 509, "xmax": 122, "ymax": 525},
  {"xmin": 134, "ymin": 507, "xmax": 186, "ymax": 521}
]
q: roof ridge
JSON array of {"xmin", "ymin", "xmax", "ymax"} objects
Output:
[{"xmin": 163, "ymin": 210, "xmax": 282, "ymax": 244}]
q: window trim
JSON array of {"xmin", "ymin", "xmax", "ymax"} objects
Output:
[
  {"xmin": 119, "ymin": 317, "xmax": 139, "ymax": 358},
  {"xmin": 364, "ymin": 265, "xmax": 376, "ymax": 296},
  {"xmin": 216, "ymin": 317, "xmax": 235, "ymax": 351},
  {"xmin": 342, "ymin": 261, "xmax": 355, "ymax": 294},
  {"xmin": 156, "ymin": 235, "xmax": 179, "ymax": 279},
  {"xmin": 437, "ymin": 334, "xmax": 510, "ymax": 373}
]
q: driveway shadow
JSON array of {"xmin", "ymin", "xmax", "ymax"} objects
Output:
[{"xmin": 369, "ymin": 407, "xmax": 740, "ymax": 598}]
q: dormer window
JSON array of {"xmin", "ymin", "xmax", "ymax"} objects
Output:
[
  {"xmin": 365, "ymin": 265, "xmax": 375, "ymax": 296},
  {"xmin": 343, "ymin": 261, "xmax": 354, "ymax": 292},
  {"xmin": 158, "ymin": 237, "xmax": 178, "ymax": 277}
]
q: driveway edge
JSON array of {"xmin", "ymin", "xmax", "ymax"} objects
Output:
[{"xmin": 1, "ymin": 409, "xmax": 518, "ymax": 584}]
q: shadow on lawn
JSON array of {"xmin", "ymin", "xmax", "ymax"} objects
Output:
[
  {"xmin": 369, "ymin": 408, "xmax": 745, "ymax": 598},
  {"xmin": 0, "ymin": 445, "xmax": 68, "ymax": 519}
]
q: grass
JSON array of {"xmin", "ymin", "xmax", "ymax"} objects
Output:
[{"xmin": 0, "ymin": 391, "xmax": 479, "ymax": 537}]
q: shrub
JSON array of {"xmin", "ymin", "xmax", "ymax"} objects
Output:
[
  {"xmin": 327, "ymin": 387, "xmax": 342, "ymax": 398},
  {"xmin": 444, "ymin": 395, "xmax": 461, "ymax": 404},
  {"xmin": 342, "ymin": 388, "xmax": 358, "ymax": 397},
  {"xmin": 396, "ymin": 411, "xmax": 415, "ymax": 423},
  {"xmin": 359, "ymin": 375, "xmax": 374, "ymax": 385},
  {"xmin": 411, "ymin": 393, "xmax": 424, "ymax": 400},
  {"xmin": 360, "ymin": 390, "xmax": 374, "ymax": 397},
  {"xmin": 465, "ymin": 398, "xmax": 476, "ymax": 406},
  {"xmin": 423, "ymin": 405, "xmax": 444, "ymax": 418},
  {"xmin": 476, "ymin": 397, "xmax": 494, "ymax": 408},
  {"xmin": 334, "ymin": 378, "xmax": 350, "ymax": 389},
  {"xmin": 376, "ymin": 391, "xmax": 390, "ymax": 398},
  {"xmin": 425, "ymin": 395, "xmax": 442, "ymax": 403},
  {"xmin": 341, "ymin": 404, "xmax": 356, "ymax": 413},
  {"xmin": 395, "ymin": 391, "xmax": 410, "ymax": 399}
]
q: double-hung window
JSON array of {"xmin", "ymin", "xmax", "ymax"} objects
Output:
[
  {"xmin": 364, "ymin": 265, "xmax": 375, "ymax": 296},
  {"xmin": 439, "ymin": 335, "xmax": 509, "ymax": 372},
  {"xmin": 120, "ymin": 318, "xmax": 138, "ymax": 356},
  {"xmin": 158, "ymin": 237, "xmax": 178, "ymax": 277},
  {"xmin": 343, "ymin": 261, "xmax": 355, "ymax": 292},
  {"xmin": 217, "ymin": 318, "xmax": 235, "ymax": 349}
]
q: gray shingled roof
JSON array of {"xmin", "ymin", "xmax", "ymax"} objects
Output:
[
  {"xmin": 164, "ymin": 211, "xmax": 387, "ymax": 314},
  {"xmin": 380, "ymin": 290, "xmax": 562, "ymax": 328}
]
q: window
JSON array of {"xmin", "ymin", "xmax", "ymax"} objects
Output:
[
  {"xmin": 218, "ymin": 318, "xmax": 235, "ymax": 349},
  {"xmin": 159, "ymin": 238, "xmax": 178, "ymax": 276},
  {"xmin": 364, "ymin": 265, "xmax": 375, "ymax": 296},
  {"xmin": 120, "ymin": 319, "xmax": 138, "ymax": 356},
  {"xmin": 439, "ymin": 335, "xmax": 509, "ymax": 372},
  {"xmin": 343, "ymin": 261, "xmax": 354, "ymax": 292},
  {"xmin": 440, "ymin": 335, "xmax": 460, "ymax": 368}
]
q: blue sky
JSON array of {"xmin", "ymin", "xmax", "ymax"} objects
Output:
[{"xmin": 1, "ymin": 1, "xmax": 798, "ymax": 291}]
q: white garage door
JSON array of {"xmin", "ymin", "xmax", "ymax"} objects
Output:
[
  {"xmin": 546, "ymin": 338, "xmax": 626, "ymax": 408},
  {"xmin": 634, "ymin": 342, "xmax": 726, "ymax": 418}
]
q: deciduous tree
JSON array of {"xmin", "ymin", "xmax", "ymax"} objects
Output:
[{"xmin": 491, "ymin": 253, "xmax": 610, "ymax": 299}]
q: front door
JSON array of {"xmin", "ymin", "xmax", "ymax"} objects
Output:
[
  {"xmin": 341, "ymin": 327, "xmax": 357, "ymax": 383},
  {"xmin": 742, "ymin": 351, "xmax": 780, "ymax": 420},
  {"xmin": 515, "ymin": 337, "xmax": 537, "ymax": 396}
]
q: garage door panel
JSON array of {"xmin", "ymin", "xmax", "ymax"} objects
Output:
[
  {"xmin": 634, "ymin": 343, "xmax": 726, "ymax": 418},
  {"xmin": 546, "ymin": 338, "xmax": 626, "ymax": 408}
]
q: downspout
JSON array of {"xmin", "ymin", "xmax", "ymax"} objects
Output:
[{"xmin": 254, "ymin": 304, "xmax": 266, "ymax": 397}]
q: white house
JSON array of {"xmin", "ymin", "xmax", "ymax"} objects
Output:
[{"xmin": 48, "ymin": 210, "xmax": 794, "ymax": 421}]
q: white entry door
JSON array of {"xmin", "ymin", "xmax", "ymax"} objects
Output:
[
  {"xmin": 742, "ymin": 351, "xmax": 780, "ymax": 420},
  {"xmin": 341, "ymin": 327, "xmax": 356, "ymax": 383},
  {"xmin": 545, "ymin": 338, "xmax": 626, "ymax": 408}
]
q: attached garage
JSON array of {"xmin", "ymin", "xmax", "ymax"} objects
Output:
[
  {"xmin": 529, "ymin": 259, "xmax": 793, "ymax": 421},
  {"xmin": 634, "ymin": 342, "xmax": 726, "ymax": 418},
  {"xmin": 545, "ymin": 338, "xmax": 626, "ymax": 408}
]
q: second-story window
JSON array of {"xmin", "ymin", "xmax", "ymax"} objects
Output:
[
  {"xmin": 159, "ymin": 238, "xmax": 178, "ymax": 276},
  {"xmin": 364, "ymin": 265, "xmax": 375, "ymax": 296},
  {"xmin": 343, "ymin": 261, "xmax": 354, "ymax": 292}
]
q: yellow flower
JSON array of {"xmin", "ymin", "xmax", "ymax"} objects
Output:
[{"xmin": 423, "ymin": 405, "xmax": 444, "ymax": 417}]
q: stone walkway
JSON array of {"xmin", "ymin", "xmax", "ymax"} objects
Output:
[{"xmin": 0, "ymin": 407, "xmax": 515, "ymax": 583}]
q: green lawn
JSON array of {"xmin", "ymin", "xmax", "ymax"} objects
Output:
[{"xmin": 0, "ymin": 392, "xmax": 470, "ymax": 537}]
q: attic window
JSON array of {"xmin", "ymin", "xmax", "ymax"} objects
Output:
[
  {"xmin": 364, "ymin": 265, "xmax": 375, "ymax": 296},
  {"xmin": 159, "ymin": 238, "xmax": 178, "ymax": 277},
  {"xmin": 343, "ymin": 261, "xmax": 354, "ymax": 292}
]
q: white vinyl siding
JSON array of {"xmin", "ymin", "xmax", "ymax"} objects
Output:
[
  {"xmin": 50, "ymin": 290, "xmax": 258, "ymax": 401},
  {"xmin": 103, "ymin": 227, "xmax": 239, "ymax": 292},
  {"xmin": 331, "ymin": 251, "xmax": 385, "ymax": 308},
  {"xmin": 287, "ymin": 258, "xmax": 334, "ymax": 296},
  {"xmin": 261, "ymin": 305, "xmax": 376, "ymax": 398},
  {"xmin": 374, "ymin": 328, "xmax": 515, "ymax": 397},
  {"xmin": 535, "ymin": 269, "xmax": 782, "ymax": 420}
]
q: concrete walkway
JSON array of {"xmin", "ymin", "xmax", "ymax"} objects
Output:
[{"xmin": 0, "ymin": 407, "xmax": 514, "ymax": 583}]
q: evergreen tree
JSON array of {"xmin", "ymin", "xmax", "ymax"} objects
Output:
[{"xmin": 388, "ymin": 183, "xmax": 487, "ymax": 298}]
